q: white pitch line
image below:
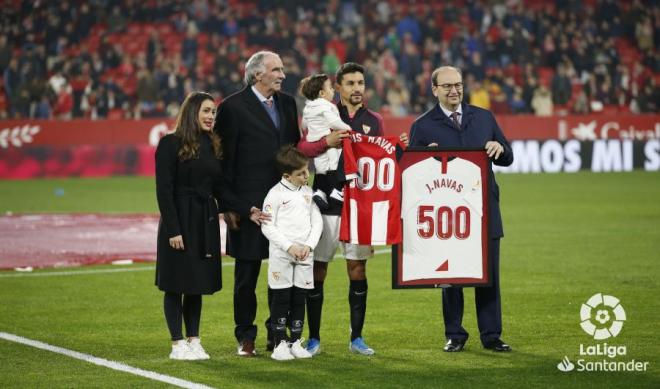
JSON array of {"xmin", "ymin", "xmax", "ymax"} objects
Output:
[
  {"xmin": 0, "ymin": 332, "xmax": 215, "ymax": 389},
  {"xmin": 0, "ymin": 248, "xmax": 392, "ymax": 278},
  {"xmin": 0, "ymin": 266, "xmax": 156, "ymax": 278}
]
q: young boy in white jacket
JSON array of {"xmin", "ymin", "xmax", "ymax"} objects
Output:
[
  {"xmin": 300, "ymin": 74, "xmax": 352, "ymax": 209},
  {"xmin": 261, "ymin": 145, "xmax": 323, "ymax": 361}
]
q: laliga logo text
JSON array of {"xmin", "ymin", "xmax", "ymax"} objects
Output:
[{"xmin": 557, "ymin": 293, "xmax": 649, "ymax": 373}]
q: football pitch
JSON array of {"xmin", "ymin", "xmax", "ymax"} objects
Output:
[{"xmin": 0, "ymin": 172, "xmax": 658, "ymax": 388}]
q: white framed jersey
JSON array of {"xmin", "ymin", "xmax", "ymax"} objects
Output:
[{"xmin": 393, "ymin": 149, "xmax": 491, "ymax": 288}]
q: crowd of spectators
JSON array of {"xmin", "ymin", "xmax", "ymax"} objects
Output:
[{"xmin": 0, "ymin": 0, "xmax": 658, "ymax": 120}]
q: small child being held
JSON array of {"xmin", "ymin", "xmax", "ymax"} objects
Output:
[
  {"xmin": 261, "ymin": 145, "xmax": 323, "ymax": 361},
  {"xmin": 300, "ymin": 74, "xmax": 352, "ymax": 210}
]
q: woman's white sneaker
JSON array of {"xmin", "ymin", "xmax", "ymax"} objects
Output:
[
  {"xmin": 187, "ymin": 338, "xmax": 210, "ymax": 360},
  {"xmin": 169, "ymin": 340, "xmax": 195, "ymax": 360}
]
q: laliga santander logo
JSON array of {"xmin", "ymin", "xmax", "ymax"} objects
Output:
[
  {"xmin": 580, "ymin": 293, "xmax": 626, "ymax": 340},
  {"xmin": 557, "ymin": 293, "xmax": 649, "ymax": 373}
]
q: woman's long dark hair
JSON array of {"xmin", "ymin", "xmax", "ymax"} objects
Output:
[{"xmin": 174, "ymin": 91, "xmax": 222, "ymax": 161}]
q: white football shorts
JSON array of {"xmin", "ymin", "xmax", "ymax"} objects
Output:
[
  {"xmin": 313, "ymin": 215, "xmax": 374, "ymax": 262},
  {"xmin": 267, "ymin": 249, "xmax": 314, "ymax": 289}
]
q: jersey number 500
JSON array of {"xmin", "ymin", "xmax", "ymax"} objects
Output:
[{"xmin": 417, "ymin": 205, "xmax": 471, "ymax": 240}]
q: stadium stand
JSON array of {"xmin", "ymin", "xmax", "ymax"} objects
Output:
[{"xmin": 0, "ymin": 0, "xmax": 657, "ymax": 120}]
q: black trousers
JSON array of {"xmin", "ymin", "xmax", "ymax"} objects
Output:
[
  {"xmin": 442, "ymin": 239, "xmax": 502, "ymax": 345},
  {"xmin": 233, "ymin": 259, "xmax": 263, "ymax": 342}
]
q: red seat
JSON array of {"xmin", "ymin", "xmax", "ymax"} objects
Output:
[
  {"xmin": 442, "ymin": 24, "xmax": 459, "ymax": 41},
  {"xmin": 127, "ymin": 23, "xmax": 141, "ymax": 35},
  {"xmin": 538, "ymin": 67, "xmax": 554, "ymax": 87},
  {"xmin": 601, "ymin": 105, "xmax": 619, "ymax": 115},
  {"xmin": 108, "ymin": 108, "xmax": 124, "ymax": 120},
  {"xmin": 157, "ymin": 24, "xmax": 173, "ymax": 35}
]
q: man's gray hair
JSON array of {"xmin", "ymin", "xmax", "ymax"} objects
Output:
[
  {"xmin": 244, "ymin": 51, "xmax": 278, "ymax": 85},
  {"xmin": 431, "ymin": 66, "xmax": 462, "ymax": 86}
]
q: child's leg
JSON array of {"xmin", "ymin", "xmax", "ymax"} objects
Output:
[
  {"xmin": 293, "ymin": 248, "xmax": 315, "ymax": 342},
  {"xmin": 290, "ymin": 287, "xmax": 308, "ymax": 342},
  {"xmin": 270, "ymin": 287, "xmax": 292, "ymax": 344}
]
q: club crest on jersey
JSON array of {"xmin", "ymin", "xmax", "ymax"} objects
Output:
[
  {"xmin": 272, "ymin": 272, "xmax": 281, "ymax": 281},
  {"xmin": 362, "ymin": 124, "xmax": 371, "ymax": 134},
  {"xmin": 303, "ymin": 195, "xmax": 311, "ymax": 203},
  {"xmin": 264, "ymin": 204, "xmax": 272, "ymax": 213}
]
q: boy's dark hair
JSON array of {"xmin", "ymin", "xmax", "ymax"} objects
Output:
[
  {"xmin": 275, "ymin": 145, "xmax": 308, "ymax": 175},
  {"xmin": 299, "ymin": 74, "xmax": 329, "ymax": 100},
  {"xmin": 335, "ymin": 62, "xmax": 365, "ymax": 85}
]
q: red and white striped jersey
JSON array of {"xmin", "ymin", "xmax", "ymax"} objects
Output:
[{"xmin": 339, "ymin": 132, "xmax": 402, "ymax": 245}]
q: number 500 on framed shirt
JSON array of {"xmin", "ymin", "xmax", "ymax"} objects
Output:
[{"xmin": 393, "ymin": 148, "xmax": 491, "ymax": 289}]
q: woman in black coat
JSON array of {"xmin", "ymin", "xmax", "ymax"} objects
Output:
[{"xmin": 155, "ymin": 91, "xmax": 232, "ymax": 360}]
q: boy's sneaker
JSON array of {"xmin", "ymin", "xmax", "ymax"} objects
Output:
[
  {"xmin": 350, "ymin": 337, "xmax": 375, "ymax": 356},
  {"xmin": 187, "ymin": 338, "xmax": 210, "ymax": 360},
  {"xmin": 169, "ymin": 340, "xmax": 195, "ymax": 360},
  {"xmin": 312, "ymin": 190, "xmax": 329, "ymax": 210},
  {"xmin": 290, "ymin": 338, "xmax": 313, "ymax": 359},
  {"xmin": 271, "ymin": 340, "xmax": 295, "ymax": 361},
  {"xmin": 306, "ymin": 338, "xmax": 321, "ymax": 356},
  {"xmin": 328, "ymin": 188, "xmax": 344, "ymax": 208}
]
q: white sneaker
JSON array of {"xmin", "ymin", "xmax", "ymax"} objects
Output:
[
  {"xmin": 187, "ymin": 338, "xmax": 210, "ymax": 360},
  {"xmin": 169, "ymin": 340, "xmax": 195, "ymax": 360},
  {"xmin": 271, "ymin": 340, "xmax": 294, "ymax": 361},
  {"xmin": 290, "ymin": 338, "xmax": 313, "ymax": 359}
]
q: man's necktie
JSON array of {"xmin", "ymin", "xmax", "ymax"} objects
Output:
[
  {"xmin": 263, "ymin": 99, "xmax": 279, "ymax": 128},
  {"xmin": 450, "ymin": 111, "xmax": 461, "ymax": 129}
]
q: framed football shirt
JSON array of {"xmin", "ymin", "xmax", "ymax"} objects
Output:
[{"xmin": 393, "ymin": 148, "xmax": 491, "ymax": 288}]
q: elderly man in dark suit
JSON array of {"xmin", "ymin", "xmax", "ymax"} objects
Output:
[
  {"xmin": 409, "ymin": 66, "xmax": 514, "ymax": 353},
  {"xmin": 214, "ymin": 51, "xmax": 300, "ymax": 357}
]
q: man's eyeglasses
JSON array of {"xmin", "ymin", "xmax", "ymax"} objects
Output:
[{"xmin": 434, "ymin": 82, "xmax": 463, "ymax": 91}]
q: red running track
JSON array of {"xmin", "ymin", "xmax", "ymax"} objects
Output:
[{"xmin": 0, "ymin": 214, "xmax": 227, "ymax": 270}]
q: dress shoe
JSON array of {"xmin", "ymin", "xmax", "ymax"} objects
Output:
[
  {"xmin": 483, "ymin": 338, "xmax": 511, "ymax": 352},
  {"xmin": 237, "ymin": 340, "xmax": 256, "ymax": 357},
  {"xmin": 443, "ymin": 339, "xmax": 466, "ymax": 352}
]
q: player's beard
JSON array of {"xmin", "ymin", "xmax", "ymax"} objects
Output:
[{"xmin": 349, "ymin": 93, "xmax": 363, "ymax": 106}]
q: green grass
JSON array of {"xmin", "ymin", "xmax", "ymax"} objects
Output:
[
  {"xmin": 0, "ymin": 177, "xmax": 158, "ymax": 213},
  {"xmin": 0, "ymin": 172, "xmax": 659, "ymax": 388}
]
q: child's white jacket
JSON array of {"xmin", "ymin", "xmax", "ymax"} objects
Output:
[
  {"xmin": 261, "ymin": 179, "xmax": 323, "ymax": 256},
  {"xmin": 302, "ymin": 98, "xmax": 351, "ymax": 173}
]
